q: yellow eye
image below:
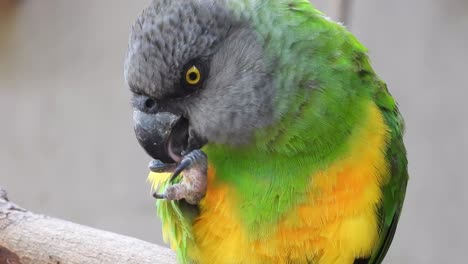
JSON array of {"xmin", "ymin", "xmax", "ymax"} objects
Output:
[{"xmin": 185, "ymin": 65, "xmax": 201, "ymax": 86}]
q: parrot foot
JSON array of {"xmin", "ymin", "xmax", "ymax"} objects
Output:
[
  {"xmin": 168, "ymin": 149, "xmax": 207, "ymax": 183},
  {"xmin": 151, "ymin": 149, "xmax": 208, "ymax": 205}
]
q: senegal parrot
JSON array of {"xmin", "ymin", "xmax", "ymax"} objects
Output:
[{"xmin": 124, "ymin": 0, "xmax": 408, "ymax": 263}]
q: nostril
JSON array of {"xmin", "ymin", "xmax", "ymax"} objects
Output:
[{"xmin": 144, "ymin": 98, "xmax": 156, "ymax": 109}]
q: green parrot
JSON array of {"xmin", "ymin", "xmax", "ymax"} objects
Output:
[{"xmin": 124, "ymin": 0, "xmax": 408, "ymax": 263}]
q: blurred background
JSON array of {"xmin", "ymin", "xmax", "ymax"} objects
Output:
[{"xmin": 0, "ymin": 0, "xmax": 466, "ymax": 263}]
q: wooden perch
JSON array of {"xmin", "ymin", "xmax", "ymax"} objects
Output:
[{"xmin": 0, "ymin": 187, "xmax": 176, "ymax": 264}]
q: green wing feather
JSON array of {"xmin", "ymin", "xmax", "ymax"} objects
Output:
[
  {"xmin": 346, "ymin": 35, "xmax": 408, "ymax": 263},
  {"xmin": 370, "ymin": 82, "xmax": 409, "ymax": 263}
]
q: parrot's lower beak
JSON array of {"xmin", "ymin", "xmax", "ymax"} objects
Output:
[{"xmin": 133, "ymin": 110, "xmax": 189, "ymax": 164}]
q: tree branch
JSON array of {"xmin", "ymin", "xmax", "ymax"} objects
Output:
[{"xmin": 0, "ymin": 186, "xmax": 176, "ymax": 264}]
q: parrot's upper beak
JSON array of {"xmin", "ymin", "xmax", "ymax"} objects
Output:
[{"xmin": 133, "ymin": 110, "xmax": 189, "ymax": 163}]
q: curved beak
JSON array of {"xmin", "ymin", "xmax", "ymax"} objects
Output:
[{"xmin": 133, "ymin": 110, "xmax": 181, "ymax": 163}]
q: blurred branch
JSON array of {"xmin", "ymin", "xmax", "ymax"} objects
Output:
[
  {"xmin": 329, "ymin": 0, "xmax": 353, "ymax": 25},
  {"xmin": 0, "ymin": 186, "xmax": 176, "ymax": 264},
  {"xmin": 0, "ymin": 0, "xmax": 20, "ymax": 16},
  {"xmin": 0, "ymin": 0, "xmax": 21, "ymax": 49}
]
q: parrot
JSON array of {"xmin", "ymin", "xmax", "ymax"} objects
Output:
[{"xmin": 124, "ymin": 0, "xmax": 408, "ymax": 263}]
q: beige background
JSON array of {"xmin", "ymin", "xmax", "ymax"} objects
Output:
[{"xmin": 1, "ymin": 1, "xmax": 467, "ymax": 263}]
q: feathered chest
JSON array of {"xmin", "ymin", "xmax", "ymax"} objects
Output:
[{"xmin": 150, "ymin": 103, "xmax": 390, "ymax": 264}]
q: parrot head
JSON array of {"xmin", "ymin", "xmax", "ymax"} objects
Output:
[{"xmin": 125, "ymin": 0, "xmax": 275, "ymax": 163}]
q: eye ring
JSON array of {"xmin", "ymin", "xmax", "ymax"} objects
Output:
[{"xmin": 185, "ymin": 65, "xmax": 201, "ymax": 86}]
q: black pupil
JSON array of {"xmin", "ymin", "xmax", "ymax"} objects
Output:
[
  {"xmin": 188, "ymin": 72, "xmax": 198, "ymax": 81},
  {"xmin": 145, "ymin": 98, "xmax": 155, "ymax": 109}
]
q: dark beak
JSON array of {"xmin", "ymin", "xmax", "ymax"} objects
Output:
[{"xmin": 133, "ymin": 110, "xmax": 188, "ymax": 163}]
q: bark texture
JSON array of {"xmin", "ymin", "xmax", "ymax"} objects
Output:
[{"xmin": 0, "ymin": 187, "xmax": 176, "ymax": 264}]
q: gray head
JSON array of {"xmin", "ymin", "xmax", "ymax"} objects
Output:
[{"xmin": 125, "ymin": 0, "xmax": 274, "ymax": 162}]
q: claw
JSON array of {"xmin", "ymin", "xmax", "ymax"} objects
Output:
[
  {"xmin": 150, "ymin": 177, "xmax": 164, "ymax": 199},
  {"xmin": 153, "ymin": 192, "xmax": 167, "ymax": 199},
  {"xmin": 169, "ymin": 159, "xmax": 190, "ymax": 183},
  {"xmin": 169, "ymin": 150, "xmax": 206, "ymax": 183}
]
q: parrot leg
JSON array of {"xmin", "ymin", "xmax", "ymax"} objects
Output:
[{"xmin": 152, "ymin": 150, "xmax": 208, "ymax": 205}]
